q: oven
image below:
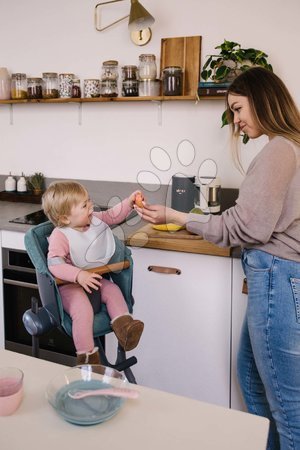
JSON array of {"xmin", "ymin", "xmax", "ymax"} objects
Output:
[{"xmin": 2, "ymin": 248, "xmax": 76, "ymax": 366}]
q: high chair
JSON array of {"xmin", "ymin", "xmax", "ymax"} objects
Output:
[{"xmin": 22, "ymin": 220, "xmax": 137, "ymax": 383}]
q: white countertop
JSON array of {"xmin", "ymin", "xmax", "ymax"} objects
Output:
[{"xmin": 0, "ymin": 350, "xmax": 269, "ymax": 450}]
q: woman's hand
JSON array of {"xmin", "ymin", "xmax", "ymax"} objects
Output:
[
  {"xmin": 134, "ymin": 202, "xmax": 188, "ymax": 226},
  {"xmin": 77, "ymin": 271, "xmax": 102, "ymax": 293}
]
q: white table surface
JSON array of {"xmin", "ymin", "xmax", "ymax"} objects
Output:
[{"xmin": 0, "ymin": 350, "xmax": 269, "ymax": 450}]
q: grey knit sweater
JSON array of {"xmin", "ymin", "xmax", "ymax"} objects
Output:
[{"xmin": 187, "ymin": 136, "xmax": 300, "ymax": 262}]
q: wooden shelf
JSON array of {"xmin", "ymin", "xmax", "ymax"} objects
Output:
[{"xmin": 0, "ymin": 95, "xmax": 224, "ymax": 105}]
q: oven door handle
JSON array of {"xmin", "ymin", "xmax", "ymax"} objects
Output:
[{"xmin": 3, "ymin": 278, "xmax": 38, "ymax": 289}]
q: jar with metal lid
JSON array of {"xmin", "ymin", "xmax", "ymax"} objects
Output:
[
  {"xmin": 122, "ymin": 65, "xmax": 138, "ymax": 81},
  {"xmin": 138, "ymin": 54, "xmax": 157, "ymax": 80},
  {"xmin": 71, "ymin": 78, "xmax": 81, "ymax": 98},
  {"xmin": 11, "ymin": 73, "xmax": 27, "ymax": 100},
  {"xmin": 101, "ymin": 60, "xmax": 119, "ymax": 81},
  {"xmin": 42, "ymin": 72, "xmax": 59, "ymax": 99},
  {"xmin": 162, "ymin": 66, "xmax": 183, "ymax": 96},
  {"xmin": 27, "ymin": 77, "xmax": 43, "ymax": 99},
  {"xmin": 59, "ymin": 73, "xmax": 74, "ymax": 98}
]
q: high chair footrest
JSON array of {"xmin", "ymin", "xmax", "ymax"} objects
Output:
[{"xmin": 114, "ymin": 356, "xmax": 137, "ymax": 372}]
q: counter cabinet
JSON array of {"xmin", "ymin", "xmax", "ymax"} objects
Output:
[{"xmin": 106, "ymin": 247, "xmax": 232, "ymax": 408}]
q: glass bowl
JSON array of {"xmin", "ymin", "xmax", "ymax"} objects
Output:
[{"xmin": 46, "ymin": 365, "xmax": 128, "ymax": 425}]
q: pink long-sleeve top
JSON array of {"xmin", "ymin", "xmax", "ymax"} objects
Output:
[{"xmin": 47, "ymin": 198, "xmax": 132, "ymax": 282}]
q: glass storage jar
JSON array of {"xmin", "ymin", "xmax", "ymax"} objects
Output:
[
  {"xmin": 0, "ymin": 67, "xmax": 11, "ymax": 100},
  {"xmin": 100, "ymin": 79, "xmax": 118, "ymax": 97},
  {"xmin": 11, "ymin": 73, "xmax": 27, "ymax": 100},
  {"xmin": 27, "ymin": 77, "xmax": 43, "ymax": 99},
  {"xmin": 122, "ymin": 65, "xmax": 138, "ymax": 81},
  {"xmin": 72, "ymin": 78, "xmax": 81, "ymax": 98},
  {"xmin": 162, "ymin": 66, "xmax": 183, "ymax": 96},
  {"xmin": 138, "ymin": 54, "xmax": 157, "ymax": 80},
  {"xmin": 59, "ymin": 73, "xmax": 74, "ymax": 98},
  {"xmin": 42, "ymin": 72, "xmax": 59, "ymax": 99},
  {"xmin": 101, "ymin": 60, "xmax": 119, "ymax": 81}
]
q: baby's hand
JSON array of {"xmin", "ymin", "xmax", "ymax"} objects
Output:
[
  {"xmin": 77, "ymin": 271, "xmax": 102, "ymax": 293},
  {"xmin": 130, "ymin": 190, "xmax": 145, "ymax": 208}
]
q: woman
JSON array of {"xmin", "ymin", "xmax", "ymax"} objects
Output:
[{"xmin": 135, "ymin": 67, "xmax": 300, "ymax": 450}]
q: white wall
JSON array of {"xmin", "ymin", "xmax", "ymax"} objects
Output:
[{"xmin": 0, "ymin": 0, "xmax": 299, "ymax": 188}]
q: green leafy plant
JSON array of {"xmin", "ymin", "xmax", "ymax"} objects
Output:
[
  {"xmin": 201, "ymin": 39, "xmax": 272, "ymax": 144},
  {"xmin": 201, "ymin": 39, "xmax": 273, "ymax": 82},
  {"xmin": 27, "ymin": 172, "xmax": 45, "ymax": 192}
]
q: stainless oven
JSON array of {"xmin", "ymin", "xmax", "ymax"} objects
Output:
[{"xmin": 2, "ymin": 248, "xmax": 76, "ymax": 365}]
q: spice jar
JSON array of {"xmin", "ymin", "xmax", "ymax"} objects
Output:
[
  {"xmin": 11, "ymin": 73, "xmax": 27, "ymax": 100},
  {"xmin": 42, "ymin": 72, "xmax": 59, "ymax": 99},
  {"xmin": 27, "ymin": 77, "xmax": 43, "ymax": 99},
  {"xmin": 162, "ymin": 66, "xmax": 183, "ymax": 96},
  {"xmin": 72, "ymin": 78, "xmax": 81, "ymax": 98},
  {"xmin": 138, "ymin": 54, "xmax": 157, "ymax": 80},
  {"xmin": 59, "ymin": 73, "xmax": 74, "ymax": 98}
]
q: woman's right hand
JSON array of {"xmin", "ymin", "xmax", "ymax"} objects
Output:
[
  {"xmin": 76, "ymin": 270, "xmax": 102, "ymax": 293},
  {"xmin": 134, "ymin": 203, "xmax": 188, "ymax": 226}
]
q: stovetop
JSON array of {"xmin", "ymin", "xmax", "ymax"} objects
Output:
[
  {"xmin": 9, "ymin": 209, "xmax": 48, "ymax": 225},
  {"xmin": 9, "ymin": 205, "xmax": 111, "ymax": 226}
]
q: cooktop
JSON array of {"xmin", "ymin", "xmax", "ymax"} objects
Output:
[
  {"xmin": 9, "ymin": 209, "xmax": 48, "ymax": 225},
  {"xmin": 9, "ymin": 205, "xmax": 111, "ymax": 226}
]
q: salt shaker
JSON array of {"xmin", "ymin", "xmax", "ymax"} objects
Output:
[{"xmin": 5, "ymin": 173, "xmax": 16, "ymax": 192}]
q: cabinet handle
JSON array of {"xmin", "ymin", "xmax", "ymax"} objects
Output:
[{"xmin": 147, "ymin": 265, "xmax": 181, "ymax": 275}]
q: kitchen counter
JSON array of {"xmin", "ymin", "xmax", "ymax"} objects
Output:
[{"xmin": 0, "ymin": 201, "xmax": 236, "ymax": 257}]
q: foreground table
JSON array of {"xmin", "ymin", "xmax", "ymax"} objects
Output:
[{"xmin": 0, "ymin": 350, "xmax": 269, "ymax": 450}]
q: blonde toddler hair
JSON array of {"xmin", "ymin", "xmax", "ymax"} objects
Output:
[{"xmin": 42, "ymin": 181, "xmax": 88, "ymax": 227}]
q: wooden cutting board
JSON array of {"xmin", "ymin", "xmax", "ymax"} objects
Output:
[
  {"xmin": 126, "ymin": 224, "xmax": 231, "ymax": 257},
  {"xmin": 160, "ymin": 36, "xmax": 202, "ymax": 96},
  {"xmin": 146, "ymin": 225, "xmax": 203, "ymax": 240}
]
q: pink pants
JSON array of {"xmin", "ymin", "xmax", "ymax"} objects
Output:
[{"xmin": 59, "ymin": 278, "xmax": 128, "ymax": 353}]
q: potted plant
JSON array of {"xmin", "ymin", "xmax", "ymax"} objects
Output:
[
  {"xmin": 27, "ymin": 172, "xmax": 45, "ymax": 194},
  {"xmin": 201, "ymin": 39, "xmax": 273, "ymax": 83}
]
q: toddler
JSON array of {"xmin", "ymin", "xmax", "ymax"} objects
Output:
[{"xmin": 42, "ymin": 180, "xmax": 144, "ymax": 365}]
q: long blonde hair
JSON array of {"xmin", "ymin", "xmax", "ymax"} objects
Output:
[
  {"xmin": 42, "ymin": 181, "xmax": 88, "ymax": 227},
  {"xmin": 225, "ymin": 67, "xmax": 300, "ymax": 171}
]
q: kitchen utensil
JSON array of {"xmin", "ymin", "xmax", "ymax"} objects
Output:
[{"xmin": 68, "ymin": 387, "xmax": 139, "ymax": 400}]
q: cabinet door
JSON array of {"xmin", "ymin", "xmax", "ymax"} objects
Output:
[
  {"xmin": 231, "ymin": 258, "xmax": 247, "ymax": 411},
  {"xmin": 106, "ymin": 247, "xmax": 231, "ymax": 407}
]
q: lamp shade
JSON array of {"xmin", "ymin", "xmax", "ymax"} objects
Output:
[{"xmin": 128, "ymin": 0, "xmax": 155, "ymax": 31}]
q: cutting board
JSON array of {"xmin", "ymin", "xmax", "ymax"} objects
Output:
[
  {"xmin": 145, "ymin": 224, "xmax": 203, "ymax": 240},
  {"xmin": 126, "ymin": 224, "xmax": 231, "ymax": 257},
  {"xmin": 160, "ymin": 36, "xmax": 202, "ymax": 96}
]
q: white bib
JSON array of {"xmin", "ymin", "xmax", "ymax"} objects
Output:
[{"xmin": 60, "ymin": 215, "xmax": 116, "ymax": 269}]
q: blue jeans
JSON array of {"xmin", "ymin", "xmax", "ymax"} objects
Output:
[{"xmin": 238, "ymin": 249, "xmax": 300, "ymax": 450}]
